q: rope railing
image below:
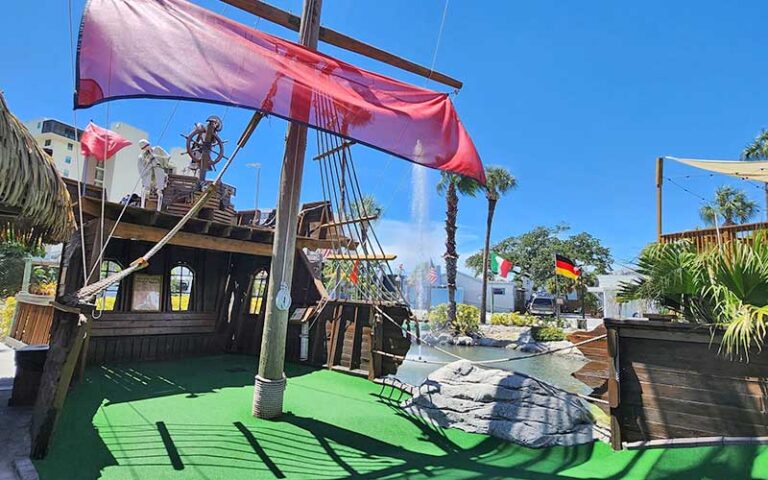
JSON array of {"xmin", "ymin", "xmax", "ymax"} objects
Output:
[{"xmin": 372, "ymin": 305, "xmax": 610, "ymax": 405}]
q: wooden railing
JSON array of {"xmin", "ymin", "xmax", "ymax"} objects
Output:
[{"xmin": 660, "ymin": 221, "xmax": 768, "ymax": 251}]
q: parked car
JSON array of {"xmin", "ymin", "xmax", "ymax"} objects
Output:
[{"xmin": 527, "ymin": 295, "xmax": 556, "ymax": 316}]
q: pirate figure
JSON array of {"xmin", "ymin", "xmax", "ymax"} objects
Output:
[{"xmin": 137, "ymin": 139, "xmax": 171, "ymax": 210}]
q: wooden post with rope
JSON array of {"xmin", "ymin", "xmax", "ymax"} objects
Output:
[
  {"xmin": 30, "ymin": 232, "xmax": 88, "ymax": 458},
  {"xmin": 251, "ymin": 0, "xmax": 323, "ymax": 419}
]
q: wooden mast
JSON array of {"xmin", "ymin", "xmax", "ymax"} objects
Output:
[{"xmin": 252, "ymin": 0, "xmax": 323, "ymax": 419}]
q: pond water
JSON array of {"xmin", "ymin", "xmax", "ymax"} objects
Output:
[{"xmin": 392, "ymin": 341, "xmax": 592, "ymax": 395}]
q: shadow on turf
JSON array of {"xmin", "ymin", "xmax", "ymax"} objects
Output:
[{"xmin": 33, "ymin": 355, "xmax": 762, "ymax": 480}]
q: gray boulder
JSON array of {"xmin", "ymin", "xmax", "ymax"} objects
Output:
[
  {"xmin": 401, "ymin": 360, "xmax": 594, "ymax": 448},
  {"xmin": 452, "ymin": 335, "xmax": 475, "ymax": 346}
]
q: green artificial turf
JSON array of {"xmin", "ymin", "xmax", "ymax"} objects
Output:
[{"xmin": 34, "ymin": 355, "xmax": 768, "ymax": 479}]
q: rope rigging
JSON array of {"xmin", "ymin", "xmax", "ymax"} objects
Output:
[{"xmin": 311, "ymin": 92, "xmax": 408, "ymax": 305}]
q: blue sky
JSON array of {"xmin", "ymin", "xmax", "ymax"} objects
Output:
[{"xmin": 2, "ymin": 0, "xmax": 768, "ymax": 273}]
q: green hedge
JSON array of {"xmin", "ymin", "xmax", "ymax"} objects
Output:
[{"xmin": 531, "ymin": 325, "xmax": 566, "ymax": 342}]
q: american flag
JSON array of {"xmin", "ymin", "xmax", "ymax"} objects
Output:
[{"xmin": 427, "ymin": 261, "xmax": 438, "ymax": 285}]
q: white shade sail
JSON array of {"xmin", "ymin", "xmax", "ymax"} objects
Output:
[{"xmin": 666, "ymin": 156, "xmax": 768, "ymax": 182}]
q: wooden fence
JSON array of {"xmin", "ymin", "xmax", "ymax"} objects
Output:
[
  {"xmin": 604, "ymin": 319, "xmax": 768, "ymax": 449},
  {"xmin": 660, "ymin": 221, "xmax": 768, "ymax": 251}
]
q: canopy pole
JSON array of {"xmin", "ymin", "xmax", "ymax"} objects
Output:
[
  {"xmin": 656, "ymin": 156, "xmax": 664, "ymax": 241},
  {"xmin": 252, "ymin": 0, "xmax": 323, "ymax": 420}
]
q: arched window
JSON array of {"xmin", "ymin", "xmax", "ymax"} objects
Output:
[
  {"xmin": 96, "ymin": 260, "xmax": 123, "ymax": 311},
  {"xmin": 170, "ymin": 265, "xmax": 194, "ymax": 311},
  {"xmin": 249, "ymin": 270, "xmax": 269, "ymax": 315}
]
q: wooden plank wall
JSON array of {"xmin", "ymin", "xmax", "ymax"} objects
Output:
[
  {"xmin": 567, "ymin": 325, "xmax": 609, "ymax": 413},
  {"xmin": 605, "ymin": 319, "xmax": 768, "ymax": 446},
  {"xmin": 87, "ymin": 333, "xmax": 223, "ymax": 364},
  {"xmin": 321, "ymin": 301, "xmax": 411, "ymax": 378},
  {"xmin": 84, "ymin": 238, "xmax": 235, "ymax": 365}
]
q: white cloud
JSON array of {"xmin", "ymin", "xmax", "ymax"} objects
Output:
[{"xmin": 375, "ymin": 218, "xmax": 483, "ymax": 274}]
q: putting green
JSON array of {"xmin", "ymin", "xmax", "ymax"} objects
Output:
[{"xmin": 34, "ymin": 355, "xmax": 768, "ymax": 479}]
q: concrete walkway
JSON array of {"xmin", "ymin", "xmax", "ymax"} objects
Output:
[{"xmin": 0, "ymin": 342, "xmax": 36, "ymax": 480}]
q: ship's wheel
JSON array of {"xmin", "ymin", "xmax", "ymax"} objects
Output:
[{"xmin": 185, "ymin": 115, "xmax": 225, "ymax": 171}]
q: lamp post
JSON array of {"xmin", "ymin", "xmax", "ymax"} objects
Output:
[{"xmin": 246, "ymin": 162, "xmax": 261, "ymax": 225}]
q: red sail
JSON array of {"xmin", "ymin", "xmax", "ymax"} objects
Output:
[{"xmin": 75, "ymin": 0, "xmax": 485, "ymax": 183}]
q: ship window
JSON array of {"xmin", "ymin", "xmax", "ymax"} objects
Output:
[
  {"xmin": 96, "ymin": 260, "xmax": 123, "ymax": 311},
  {"xmin": 170, "ymin": 265, "xmax": 194, "ymax": 311},
  {"xmin": 249, "ymin": 270, "xmax": 269, "ymax": 315}
]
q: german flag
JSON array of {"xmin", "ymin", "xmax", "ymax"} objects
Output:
[{"xmin": 555, "ymin": 254, "xmax": 580, "ymax": 280}]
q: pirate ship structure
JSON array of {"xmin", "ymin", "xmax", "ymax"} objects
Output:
[
  {"xmin": 14, "ymin": 0, "xmax": 484, "ymax": 457},
  {"xmin": 46, "ymin": 116, "xmax": 415, "ymax": 377}
]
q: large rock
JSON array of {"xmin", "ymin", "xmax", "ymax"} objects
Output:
[
  {"xmin": 452, "ymin": 335, "xmax": 475, "ymax": 346},
  {"xmin": 401, "ymin": 360, "xmax": 595, "ymax": 448}
]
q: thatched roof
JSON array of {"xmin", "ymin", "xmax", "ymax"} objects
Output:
[{"xmin": 0, "ymin": 92, "xmax": 76, "ymax": 246}]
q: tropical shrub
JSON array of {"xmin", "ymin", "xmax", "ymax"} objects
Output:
[
  {"xmin": 427, "ymin": 303, "xmax": 449, "ymax": 329},
  {"xmin": 1, "ymin": 297, "xmax": 17, "ymax": 338},
  {"xmin": 532, "ymin": 325, "xmax": 566, "ymax": 342},
  {"xmin": 29, "ymin": 265, "xmax": 58, "ymax": 296},
  {"xmin": 454, "ymin": 304, "xmax": 480, "ymax": 336},
  {"xmin": 490, "ymin": 312, "xmax": 538, "ymax": 327},
  {"xmin": 490, "ymin": 312, "xmax": 511, "ymax": 326},
  {"xmin": 428, "ymin": 303, "xmax": 479, "ymax": 336},
  {"xmin": 619, "ymin": 235, "xmax": 768, "ymax": 359}
]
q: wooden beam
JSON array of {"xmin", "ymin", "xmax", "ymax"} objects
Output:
[
  {"xmin": 313, "ymin": 141, "xmax": 355, "ymax": 161},
  {"xmin": 325, "ymin": 253, "xmax": 396, "ymax": 261},
  {"xmin": 220, "ymin": 0, "xmax": 463, "ymax": 89},
  {"xmin": 112, "ymin": 222, "xmax": 273, "ymax": 256},
  {"xmin": 109, "ymin": 221, "xmax": 335, "ymax": 255},
  {"xmin": 318, "ymin": 214, "xmax": 378, "ymax": 229}
]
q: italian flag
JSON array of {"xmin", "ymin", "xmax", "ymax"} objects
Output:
[{"xmin": 490, "ymin": 254, "xmax": 513, "ymax": 278}]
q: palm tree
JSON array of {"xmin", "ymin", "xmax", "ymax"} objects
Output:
[
  {"xmin": 351, "ymin": 194, "xmax": 383, "ymax": 244},
  {"xmin": 437, "ymin": 173, "xmax": 480, "ymax": 325},
  {"xmin": 479, "ymin": 166, "xmax": 517, "ymax": 324},
  {"xmin": 742, "ymin": 129, "xmax": 768, "ymax": 220},
  {"xmin": 699, "ymin": 186, "xmax": 757, "ymax": 226}
]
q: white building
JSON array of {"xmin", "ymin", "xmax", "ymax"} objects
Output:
[
  {"xmin": 589, "ymin": 271, "xmax": 657, "ymax": 319},
  {"xmin": 24, "ymin": 118, "xmax": 186, "ymax": 203},
  {"xmin": 425, "ymin": 268, "xmax": 533, "ymax": 313},
  {"xmin": 23, "ymin": 119, "xmax": 83, "ymax": 181}
]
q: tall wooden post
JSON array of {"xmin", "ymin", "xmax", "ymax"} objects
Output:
[
  {"xmin": 656, "ymin": 156, "xmax": 664, "ymax": 242},
  {"xmin": 30, "ymin": 233, "xmax": 89, "ymax": 458},
  {"xmin": 252, "ymin": 0, "xmax": 323, "ymax": 419}
]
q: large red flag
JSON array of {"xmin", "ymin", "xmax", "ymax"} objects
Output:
[
  {"xmin": 75, "ymin": 0, "xmax": 485, "ymax": 183},
  {"xmin": 80, "ymin": 122, "xmax": 132, "ymax": 161}
]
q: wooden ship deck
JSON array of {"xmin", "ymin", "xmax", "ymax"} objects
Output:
[{"xmin": 9, "ymin": 174, "xmax": 413, "ymax": 387}]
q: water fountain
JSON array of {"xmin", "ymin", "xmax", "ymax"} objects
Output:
[{"xmin": 410, "ymin": 163, "xmax": 430, "ymax": 311}]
